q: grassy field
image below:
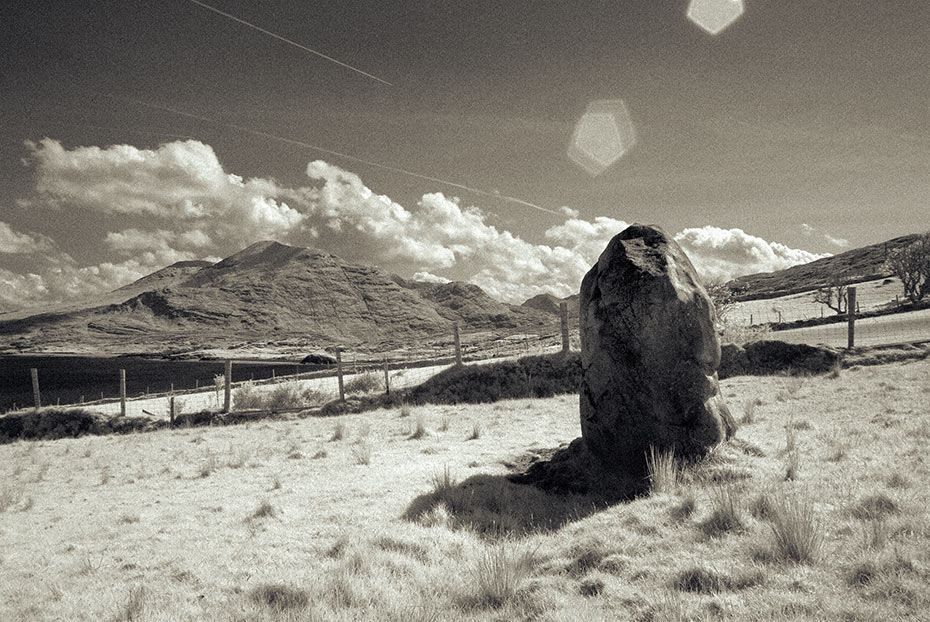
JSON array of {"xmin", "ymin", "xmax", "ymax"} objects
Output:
[{"xmin": 1, "ymin": 358, "xmax": 929, "ymax": 621}]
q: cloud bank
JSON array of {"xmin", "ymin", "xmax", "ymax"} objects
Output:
[{"xmin": 1, "ymin": 138, "xmax": 829, "ymax": 312}]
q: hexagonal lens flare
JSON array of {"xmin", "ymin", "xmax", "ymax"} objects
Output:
[
  {"xmin": 567, "ymin": 100, "xmax": 636, "ymax": 177},
  {"xmin": 687, "ymin": 0, "xmax": 744, "ymax": 35}
]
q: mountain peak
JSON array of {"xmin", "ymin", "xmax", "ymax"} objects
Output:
[{"xmin": 211, "ymin": 240, "xmax": 307, "ymax": 271}]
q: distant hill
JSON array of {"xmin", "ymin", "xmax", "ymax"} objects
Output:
[
  {"xmin": 521, "ymin": 293, "xmax": 580, "ymax": 318},
  {"xmin": 727, "ymin": 233, "xmax": 921, "ymax": 301},
  {"xmin": 0, "ymin": 241, "xmax": 552, "ymax": 355}
]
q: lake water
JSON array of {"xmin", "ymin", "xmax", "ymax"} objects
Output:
[{"xmin": 0, "ymin": 355, "xmax": 317, "ymax": 412}]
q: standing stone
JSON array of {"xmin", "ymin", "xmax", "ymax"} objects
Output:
[{"xmin": 579, "ymin": 224, "xmax": 735, "ymax": 475}]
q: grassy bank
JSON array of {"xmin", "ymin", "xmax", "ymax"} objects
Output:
[{"xmin": 1, "ymin": 357, "xmax": 928, "ymax": 621}]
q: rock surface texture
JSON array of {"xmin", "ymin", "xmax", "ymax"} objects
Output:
[{"xmin": 579, "ymin": 224, "xmax": 735, "ymax": 475}]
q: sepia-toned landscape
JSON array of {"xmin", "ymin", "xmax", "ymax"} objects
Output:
[{"xmin": 3, "ymin": 1, "xmax": 930, "ymax": 621}]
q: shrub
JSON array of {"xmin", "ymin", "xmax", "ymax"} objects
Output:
[
  {"xmin": 765, "ymin": 488, "xmax": 823, "ymax": 563},
  {"xmin": 330, "ymin": 422, "xmax": 345, "ymax": 442},
  {"xmin": 344, "ymin": 372, "xmax": 383, "ymax": 395},
  {"xmin": 467, "ymin": 421, "xmax": 482, "ymax": 440},
  {"xmin": 232, "ymin": 382, "xmax": 263, "ymax": 411},
  {"xmin": 301, "ymin": 388, "xmax": 328, "ymax": 406},
  {"xmin": 884, "ymin": 231, "xmax": 930, "ymax": 303},
  {"xmin": 264, "ymin": 383, "xmax": 303, "ymax": 411}
]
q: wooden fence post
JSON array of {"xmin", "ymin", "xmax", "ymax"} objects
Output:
[
  {"xmin": 383, "ymin": 360, "xmax": 390, "ymax": 396},
  {"xmin": 335, "ymin": 350, "xmax": 345, "ymax": 401},
  {"xmin": 169, "ymin": 396, "xmax": 176, "ymax": 425},
  {"xmin": 223, "ymin": 360, "xmax": 232, "ymax": 413},
  {"xmin": 120, "ymin": 369, "xmax": 126, "ymax": 417},
  {"xmin": 453, "ymin": 323, "xmax": 462, "ymax": 366},
  {"xmin": 31, "ymin": 368, "xmax": 40, "ymax": 412},
  {"xmin": 847, "ymin": 286, "xmax": 857, "ymax": 349},
  {"xmin": 560, "ymin": 302, "xmax": 570, "ymax": 354}
]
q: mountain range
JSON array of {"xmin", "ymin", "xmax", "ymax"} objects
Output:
[
  {"xmin": 1, "ymin": 232, "xmax": 922, "ymax": 355},
  {"xmin": 0, "ymin": 241, "xmax": 555, "ymax": 355}
]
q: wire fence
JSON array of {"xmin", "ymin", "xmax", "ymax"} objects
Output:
[
  {"xmin": 8, "ymin": 286, "xmax": 929, "ymax": 420},
  {"xmin": 730, "ymin": 282, "xmax": 930, "ymax": 350},
  {"xmin": 5, "ymin": 314, "xmax": 579, "ymax": 420}
]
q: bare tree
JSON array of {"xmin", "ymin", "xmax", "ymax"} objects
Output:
[
  {"xmin": 704, "ymin": 280, "xmax": 737, "ymax": 326},
  {"xmin": 885, "ymin": 232, "xmax": 930, "ymax": 303},
  {"xmin": 813, "ymin": 277, "xmax": 848, "ymax": 315}
]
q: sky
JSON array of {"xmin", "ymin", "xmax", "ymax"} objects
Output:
[{"xmin": 1, "ymin": 0, "xmax": 929, "ymax": 311}]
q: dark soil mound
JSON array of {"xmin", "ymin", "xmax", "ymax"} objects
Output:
[{"xmin": 719, "ymin": 341, "xmax": 841, "ymax": 378}]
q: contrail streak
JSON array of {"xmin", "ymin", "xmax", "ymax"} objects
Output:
[
  {"xmin": 103, "ymin": 94, "xmax": 561, "ymax": 215},
  {"xmin": 187, "ymin": 0, "xmax": 393, "ymax": 86}
]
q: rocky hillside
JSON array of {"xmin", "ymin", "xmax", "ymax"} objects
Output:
[
  {"xmin": 727, "ymin": 233, "xmax": 920, "ymax": 301},
  {"xmin": 521, "ymin": 293, "xmax": 580, "ymax": 318},
  {"xmin": 0, "ymin": 241, "xmax": 552, "ymax": 354}
]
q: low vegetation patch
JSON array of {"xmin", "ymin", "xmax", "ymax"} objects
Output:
[
  {"xmin": 763, "ymin": 487, "xmax": 824, "ymax": 563},
  {"xmin": 248, "ymin": 583, "xmax": 309, "ymax": 611},
  {"xmin": 1, "ymin": 356, "xmax": 928, "ymax": 622},
  {"xmin": 466, "ymin": 544, "xmax": 535, "ymax": 609}
]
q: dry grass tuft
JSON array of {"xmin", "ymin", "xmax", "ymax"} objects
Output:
[
  {"xmin": 111, "ymin": 585, "xmax": 147, "ymax": 621},
  {"xmin": 850, "ymin": 493, "xmax": 898, "ymax": 520},
  {"xmin": 409, "ymin": 414, "xmax": 429, "ymax": 440},
  {"xmin": 248, "ymin": 583, "xmax": 310, "ymax": 611},
  {"xmin": 249, "ymin": 499, "xmax": 276, "ymax": 520},
  {"xmin": 0, "ymin": 480, "xmax": 26, "ymax": 513},
  {"xmin": 352, "ymin": 440, "xmax": 372, "ymax": 465},
  {"xmin": 646, "ymin": 446, "xmax": 680, "ymax": 494},
  {"xmin": 764, "ymin": 487, "xmax": 823, "ymax": 563},
  {"xmin": 784, "ymin": 424, "xmax": 800, "ymax": 481},
  {"xmin": 699, "ymin": 483, "xmax": 745, "ymax": 538},
  {"xmin": 669, "ymin": 492, "xmax": 696, "ymax": 521},
  {"xmin": 466, "ymin": 544, "xmax": 535, "ymax": 609}
]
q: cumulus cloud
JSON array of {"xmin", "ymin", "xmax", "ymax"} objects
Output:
[
  {"xmin": 2, "ymin": 139, "xmax": 830, "ymax": 311},
  {"xmin": 674, "ymin": 226, "xmax": 831, "ymax": 282},
  {"xmin": 25, "ymin": 138, "xmax": 306, "ymax": 246},
  {"xmin": 412, "ymin": 271, "xmax": 451, "ymax": 284},
  {"xmin": 0, "ymin": 221, "xmax": 54, "ymax": 254},
  {"xmin": 824, "ymin": 233, "xmax": 850, "ymax": 248},
  {"xmin": 0, "ymin": 254, "xmax": 186, "ymax": 312}
]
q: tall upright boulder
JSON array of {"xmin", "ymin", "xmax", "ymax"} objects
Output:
[{"xmin": 579, "ymin": 224, "xmax": 735, "ymax": 475}]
